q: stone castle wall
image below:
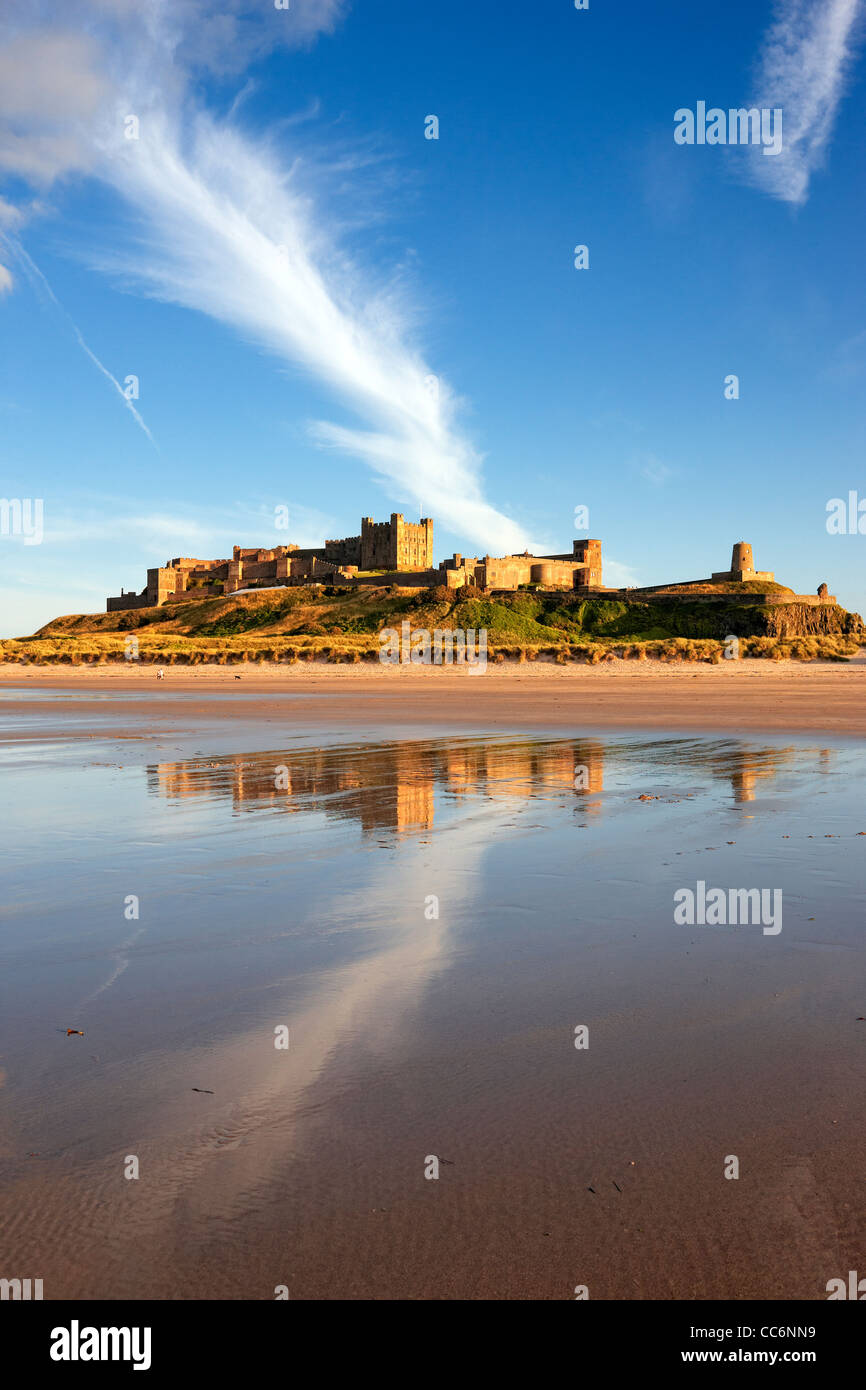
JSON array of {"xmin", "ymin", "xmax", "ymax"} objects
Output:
[
  {"xmin": 106, "ymin": 590, "xmax": 150, "ymax": 612},
  {"xmin": 440, "ymin": 537, "xmax": 603, "ymax": 592},
  {"xmin": 324, "ymin": 535, "xmax": 361, "ymax": 566}
]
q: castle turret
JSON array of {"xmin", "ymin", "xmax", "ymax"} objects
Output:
[{"xmin": 712, "ymin": 541, "xmax": 774, "ymax": 584}]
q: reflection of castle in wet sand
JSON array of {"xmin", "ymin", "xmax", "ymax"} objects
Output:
[
  {"xmin": 147, "ymin": 741, "xmax": 606, "ymax": 836},
  {"xmin": 702, "ymin": 746, "xmax": 798, "ymax": 804},
  {"xmin": 147, "ymin": 739, "xmax": 831, "ymax": 836}
]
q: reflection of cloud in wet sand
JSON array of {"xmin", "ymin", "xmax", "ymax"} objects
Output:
[
  {"xmin": 147, "ymin": 856, "xmax": 464, "ymax": 1224},
  {"xmin": 4, "ymin": 807, "xmax": 503, "ymax": 1293}
]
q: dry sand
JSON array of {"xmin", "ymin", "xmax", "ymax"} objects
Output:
[{"xmin": 2, "ymin": 657, "xmax": 866, "ymax": 736}]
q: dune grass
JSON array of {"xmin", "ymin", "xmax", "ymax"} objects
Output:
[{"xmin": 2, "ymin": 631, "xmax": 862, "ymax": 666}]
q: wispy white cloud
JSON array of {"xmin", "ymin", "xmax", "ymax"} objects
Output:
[
  {"xmin": 0, "ymin": 196, "xmax": 27, "ymax": 227},
  {"xmin": 99, "ymin": 113, "xmax": 531, "ymax": 552},
  {"xmin": 0, "ymin": 28, "xmax": 107, "ymax": 183},
  {"xmin": 742, "ymin": 0, "xmax": 864, "ymax": 204},
  {"xmin": 0, "ymin": 0, "xmax": 537, "ymax": 557}
]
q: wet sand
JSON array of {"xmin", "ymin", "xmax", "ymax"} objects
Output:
[
  {"xmin": 1, "ymin": 691, "xmax": 865, "ymax": 1300},
  {"xmin": 2, "ymin": 656, "xmax": 866, "ymax": 737}
]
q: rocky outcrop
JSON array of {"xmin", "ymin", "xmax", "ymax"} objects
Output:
[{"xmin": 760, "ymin": 603, "xmax": 862, "ymax": 638}]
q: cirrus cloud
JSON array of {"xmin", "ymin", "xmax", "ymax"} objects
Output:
[
  {"xmin": 742, "ymin": 0, "xmax": 864, "ymax": 204},
  {"xmin": 0, "ymin": 0, "xmax": 536, "ymax": 556}
]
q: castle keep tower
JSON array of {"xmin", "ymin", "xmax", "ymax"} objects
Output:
[{"xmin": 360, "ymin": 513, "xmax": 433, "ymax": 571}]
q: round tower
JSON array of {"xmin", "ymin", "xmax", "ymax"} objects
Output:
[
  {"xmin": 730, "ymin": 542, "xmax": 754, "ymax": 575},
  {"xmin": 531, "ymin": 563, "xmax": 555, "ymax": 586}
]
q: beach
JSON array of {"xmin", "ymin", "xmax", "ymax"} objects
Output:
[
  {"xmin": 2, "ymin": 656, "xmax": 866, "ymax": 737},
  {"xmin": 1, "ymin": 673, "xmax": 865, "ymax": 1299}
]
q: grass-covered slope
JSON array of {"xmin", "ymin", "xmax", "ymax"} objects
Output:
[
  {"xmin": 5, "ymin": 583, "xmax": 860, "ymax": 664},
  {"xmin": 35, "ymin": 584, "xmax": 864, "ymax": 641}
]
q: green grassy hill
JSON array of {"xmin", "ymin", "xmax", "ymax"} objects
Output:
[{"xmin": 34, "ymin": 583, "xmax": 863, "ymax": 644}]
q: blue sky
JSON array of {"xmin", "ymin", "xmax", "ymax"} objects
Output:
[{"xmin": 1, "ymin": 0, "xmax": 864, "ymax": 636}]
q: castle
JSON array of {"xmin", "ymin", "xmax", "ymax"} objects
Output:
[
  {"xmin": 106, "ymin": 513, "xmax": 604, "ymax": 611},
  {"xmin": 106, "ymin": 518, "xmax": 840, "ymax": 615}
]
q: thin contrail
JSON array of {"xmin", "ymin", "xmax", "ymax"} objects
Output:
[
  {"xmin": 2, "ymin": 233, "xmax": 158, "ymax": 448},
  {"xmin": 73, "ymin": 328, "xmax": 158, "ymax": 447}
]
